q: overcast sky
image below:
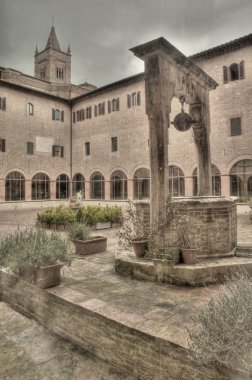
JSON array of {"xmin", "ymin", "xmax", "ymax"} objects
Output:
[{"xmin": 0, "ymin": 0, "xmax": 252, "ymax": 87}]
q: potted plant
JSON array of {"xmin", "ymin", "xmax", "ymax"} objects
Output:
[
  {"xmin": 117, "ymin": 202, "xmax": 149, "ymax": 258},
  {"xmin": 0, "ymin": 228, "xmax": 72, "ymax": 288},
  {"xmin": 68, "ymin": 222, "xmax": 107, "ymax": 255},
  {"xmin": 179, "ymin": 221, "xmax": 199, "ymax": 265}
]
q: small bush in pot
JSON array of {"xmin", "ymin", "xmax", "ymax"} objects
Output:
[
  {"xmin": 68, "ymin": 222, "xmax": 107, "ymax": 255},
  {"xmin": 117, "ymin": 202, "xmax": 149, "ymax": 257},
  {"xmin": 0, "ymin": 228, "xmax": 72, "ymax": 288},
  {"xmin": 68, "ymin": 222, "xmax": 91, "ymax": 241}
]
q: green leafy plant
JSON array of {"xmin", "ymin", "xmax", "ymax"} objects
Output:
[
  {"xmin": 37, "ymin": 206, "xmax": 75, "ymax": 226},
  {"xmin": 75, "ymin": 205, "xmax": 122, "ymax": 226},
  {"xmin": 0, "ymin": 228, "xmax": 72, "ymax": 276},
  {"xmin": 68, "ymin": 222, "xmax": 91, "ymax": 241},
  {"xmin": 117, "ymin": 202, "xmax": 150, "ymax": 248},
  {"xmin": 188, "ymin": 270, "xmax": 252, "ymax": 373}
]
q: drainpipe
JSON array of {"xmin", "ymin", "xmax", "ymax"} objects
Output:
[{"xmin": 69, "ymin": 95, "xmax": 73, "ymax": 197}]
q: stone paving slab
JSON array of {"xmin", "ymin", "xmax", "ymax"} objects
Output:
[{"xmin": 0, "ymin": 302, "xmax": 134, "ymax": 380}]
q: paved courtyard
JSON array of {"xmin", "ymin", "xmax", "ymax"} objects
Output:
[{"xmin": 0, "ymin": 205, "xmax": 251, "ymax": 379}]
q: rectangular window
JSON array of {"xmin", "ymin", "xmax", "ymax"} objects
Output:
[
  {"xmin": 27, "ymin": 142, "xmax": 34, "ymax": 155},
  {"xmin": 61, "ymin": 110, "xmax": 64, "ymax": 122},
  {"xmin": 27, "ymin": 103, "xmax": 33, "ymax": 115},
  {"xmin": 40, "ymin": 70, "xmax": 45, "ymax": 79},
  {"xmin": 86, "ymin": 106, "xmax": 92, "ymax": 119},
  {"xmin": 0, "ymin": 97, "xmax": 6, "ymax": 111},
  {"xmin": 56, "ymin": 68, "xmax": 64, "ymax": 79},
  {"xmin": 0, "ymin": 138, "xmax": 6, "ymax": 152},
  {"xmin": 230, "ymin": 117, "xmax": 241, "ymax": 136},
  {"xmin": 73, "ymin": 111, "xmax": 76, "ymax": 123},
  {"xmin": 111, "ymin": 137, "xmax": 118, "ymax": 152},
  {"xmin": 85, "ymin": 142, "xmax": 90, "ymax": 156},
  {"xmin": 52, "ymin": 145, "xmax": 64, "ymax": 157},
  {"xmin": 52, "ymin": 108, "xmax": 61, "ymax": 121}
]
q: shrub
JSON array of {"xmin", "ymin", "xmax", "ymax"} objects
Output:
[
  {"xmin": 37, "ymin": 206, "xmax": 75, "ymax": 225},
  {"xmin": 0, "ymin": 228, "xmax": 72, "ymax": 276},
  {"xmin": 75, "ymin": 205, "xmax": 122, "ymax": 225},
  {"xmin": 68, "ymin": 223, "xmax": 91, "ymax": 241},
  {"xmin": 188, "ymin": 270, "xmax": 252, "ymax": 373}
]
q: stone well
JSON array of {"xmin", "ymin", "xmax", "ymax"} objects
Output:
[{"xmin": 135, "ymin": 196, "xmax": 237, "ymax": 258}]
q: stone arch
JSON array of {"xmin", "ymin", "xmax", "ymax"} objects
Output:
[
  {"xmin": 90, "ymin": 171, "xmax": 105, "ymax": 200},
  {"xmin": 72, "ymin": 173, "xmax": 85, "ymax": 197},
  {"xmin": 168, "ymin": 165, "xmax": 185, "ymax": 196},
  {"xmin": 230, "ymin": 159, "xmax": 252, "ymax": 198},
  {"xmin": 56, "ymin": 174, "xmax": 70, "ymax": 199},
  {"xmin": 110, "ymin": 170, "xmax": 128, "ymax": 200},
  {"xmin": 5, "ymin": 171, "xmax": 26, "ymax": 201},
  {"xmin": 31, "ymin": 172, "xmax": 50, "ymax": 200},
  {"xmin": 133, "ymin": 168, "xmax": 150, "ymax": 200}
]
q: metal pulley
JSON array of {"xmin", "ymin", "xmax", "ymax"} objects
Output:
[{"xmin": 172, "ymin": 96, "xmax": 193, "ymax": 132}]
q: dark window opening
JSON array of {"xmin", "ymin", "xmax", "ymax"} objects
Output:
[{"xmin": 111, "ymin": 137, "xmax": 118, "ymax": 152}]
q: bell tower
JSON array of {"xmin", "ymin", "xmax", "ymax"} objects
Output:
[{"xmin": 34, "ymin": 26, "xmax": 71, "ymax": 84}]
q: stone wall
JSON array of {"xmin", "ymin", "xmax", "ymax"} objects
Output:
[
  {"xmin": 0, "ymin": 270, "xmax": 246, "ymax": 380},
  {"xmin": 135, "ymin": 197, "xmax": 237, "ymax": 257}
]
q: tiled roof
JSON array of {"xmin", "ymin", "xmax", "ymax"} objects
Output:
[{"xmin": 190, "ymin": 33, "xmax": 252, "ymax": 61}]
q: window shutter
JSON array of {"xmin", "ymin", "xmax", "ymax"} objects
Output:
[
  {"xmin": 2, "ymin": 97, "xmax": 6, "ymax": 111},
  {"xmin": 52, "ymin": 108, "xmax": 55, "ymax": 120},
  {"xmin": 103, "ymin": 102, "xmax": 105, "ymax": 115},
  {"xmin": 73, "ymin": 112, "xmax": 76, "ymax": 123},
  {"xmin": 223, "ymin": 66, "xmax": 228, "ymax": 83},
  {"xmin": 108, "ymin": 100, "xmax": 111, "ymax": 113},
  {"xmin": 127, "ymin": 94, "xmax": 131, "ymax": 108},
  {"xmin": 90, "ymin": 107, "xmax": 92, "ymax": 119},
  {"xmin": 239, "ymin": 61, "xmax": 245, "ymax": 79},
  {"xmin": 61, "ymin": 146, "xmax": 64, "ymax": 158},
  {"xmin": 61, "ymin": 110, "xmax": 64, "ymax": 122},
  {"xmin": 137, "ymin": 91, "xmax": 141, "ymax": 105},
  {"xmin": 117, "ymin": 97, "xmax": 120, "ymax": 111},
  {"xmin": 0, "ymin": 139, "xmax": 6, "ymax": 152},
  {"xmin": 94, "ymin": 105, "xmax": 98, "ymax": 117},
  {"xmin": 52, "ymin": 145, "xmax": 56, "ymax": 156},
  {"xmin": 0, "ymin": 98, "xmax": 2, "ymax": 109}
]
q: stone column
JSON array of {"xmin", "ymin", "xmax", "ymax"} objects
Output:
[
  {"xmin": 127, "ymin": 178, "xmax": 134, "ymax": 200},
  {"xmin": 0, "ymin": 179, "xmax": 5, "ymax": 201},
  {"xmin": 104, "ymin": 180, "xmax": 110, "ymax": 201},
  {"xmin": 25, "ymin": 180, "xmax": 32, "ymax": 201},
  {"xmin": 221, "ymin": 175, "xmax": 230, "ymax": 196},
  {"xmin": 145, "ymin": 55, "xmax": 172, "ymax": 249},
  {"xmin": 190, "ymin": 94, "xmax": 212, "ymax": 196},
  {"xmin": 85, "ymin": 180, "xmax": 90, "ymax": 200},
  {"xmin": 51, "ymin": 180, "xmax": 57, "ymax": 200}
]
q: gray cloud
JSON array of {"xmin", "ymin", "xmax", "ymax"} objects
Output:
[{"xmin": 0, "ymin": 0, "xmax": 252, "ymax": 87}]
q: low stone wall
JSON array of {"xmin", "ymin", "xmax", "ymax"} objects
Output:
[
  {"xmin": 0, "ymin": 269, "xmax": 248, "ymax": 380},
  {"xmin": 135, "ymin": 197, "xmax": 237, "ymax": 258}
]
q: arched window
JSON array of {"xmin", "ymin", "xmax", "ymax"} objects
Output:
[
  {"xmin": 5, "ymin": 171, "xmax": 25, "ymax": 201},
  {"xmin": 133, "ymin": 168, "xmax": 150, "ymax": 199},
  {"xmin": 193, "ymin": 165, "xmax": 221, "ymax": 196},
  {"xmin": 168, "ymin": 166, "xmax": 185, "ymax": 196},
  {"xmin": 32, "ymin": 173, "xmax": 50, "ymax": 200},
  {"xmin": 72, "ymin": 173, "xmax": 85, "ymax": 197},
  {"xmin": 110, "ymin": 171, "xmax": 127, "ymax": 199},
  {"xmin": 27, "ymin": 103, "xmax": 33, "ymax": 115},
  {"xmin": 230, "ymin": 160, "xmax": 252, "ymax": 198},
  {"xmin": 90, "ymin": 172, "xmax": 105, "ymax": 199},
  {"xmin": 56, "ymin": 174, "xmax": 70, "ymax": 199},
  {"xmin": 229, "ymin": 63, "xmax": 239, "ymax": 81}
]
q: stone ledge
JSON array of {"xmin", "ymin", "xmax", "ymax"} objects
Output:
[
  {"xmin": 115, "ymin": 251, "xmax": 252, "ymax": 286},
  {"xmin": 0, "ymin": 268, "xmax": 247, "ymax": 380}
]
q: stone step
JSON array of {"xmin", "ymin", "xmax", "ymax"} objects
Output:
[{"xmin": 236, "ymin": 245, "xmax": 252, "ymax": 257}]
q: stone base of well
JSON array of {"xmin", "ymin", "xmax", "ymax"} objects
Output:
[
  {"xmin": 114, "ymin": 251, "xmax": 252, "ymax": 286},
  {"xmin": 135, "ymin": 196, "xmax": 238, "ymax": 259}
]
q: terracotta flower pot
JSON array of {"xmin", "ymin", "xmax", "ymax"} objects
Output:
[
  {"xmin": 21, "ymin": 263, "xmax": 63, "ymax": 288},
  {"xmin": 73, "ymin": 236, "xmax": 107, "ymax": 255},
  {"xmin": 181, "ymin": 248, "xmax": 198, "ymax": 265},
  {"xmin": 131, "ymin": 238, "xmax": 148, "ymax": 258}
]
